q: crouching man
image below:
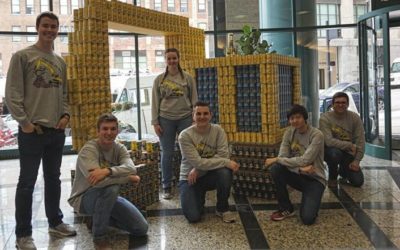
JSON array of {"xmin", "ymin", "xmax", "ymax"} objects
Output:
[
  {"xmin": 68, "ymin": 114, "xmax": 148, "ymax": 249},
  {"xmin": 178, "ymin": 101, "xmax": 240, "ymax": 223},
  {"xmin": 265, "ymin": 104, "xmax": 326, "ymax": 225}
]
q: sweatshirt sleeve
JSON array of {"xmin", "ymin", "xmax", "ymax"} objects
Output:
[
  {"xmin": 319, "ymin": 113, "xmax": 352, "ymax": 150},
  {"xmin": 277, "ymin": 129, "xmax": 292, "ymax": 158},
  {"xmin": 178, "ymin": 128, "xmax": 230, "ymax": 171},
  {"xmin": 151, "ymin": 75, "xmax": 162, "ymax": 125},
  {"xmin": 109, "ymin": 145, "xmax": 137, "ymax": 176},
  {"xmin": 277, "ymin": 129, "xmax": 325, "ymax": 168},
  {"xmin": 188, "ymin": 74, "xmax": 198, "ymax": 107},
  {"xmin": 353, "ymin": 114, "xmax": 365, "ymax": 163},
  {"xmin": 5, "ymin": 53, "xmax": 29, "ymax": 126},
  {"xmin": 61, "ymin": 59, "xmax": 69, "ymax": 115},
  {"xmin": 77, "ymin": 145, "xmax": 132, "ymax": 188}
]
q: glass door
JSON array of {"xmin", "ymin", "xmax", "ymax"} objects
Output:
[{"xmin": 359, "ymin": 12, "xmax": 391, "ymax": 159}]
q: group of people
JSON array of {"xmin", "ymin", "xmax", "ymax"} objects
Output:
[
  {"xmin": 265, "ymin": 93, "xmax": 365, "ymax": 225},
  {"xmin": 5, "ymin": 11, "xmax": 366, "ymax": 250}
]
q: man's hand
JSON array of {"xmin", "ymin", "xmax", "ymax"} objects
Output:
[
  {"xmin": 21, "ymin": 122, "xmax": 35, "ymax": 133},
  {"xmin": 129, "ymin": 175, "xmax": 141, "ymax": 184},
  {"xmin": 153, "ymin": 124, "xmax": 163, "ymax": 137},
  {"xmin": 265, "ymin": 157, "xmax": 278, "ymax": 167},
  {"xmin": 299, "ymin": 165, "xmax": 315, "ymax": 174},
  {"xmin": 349, "ymin": 161, "xmax": 361, "ymax": 171},
  {"xmin": 188, "ymin": 168, "xmax": 199, "ymax": 185},
  {"xmin": 87, "ymin": 168, "xmax": 110, "ymax": 185},
  {"xmin": 55, "ymin": 116, "xmax": 69, "ymax": 130},
  {"xmin": 227, "ymin": 160, "xmax": 240, "ymax": 173},
  {"xmin": 350, "ymin": 144, "xmax": 357, "ymax": 156}
]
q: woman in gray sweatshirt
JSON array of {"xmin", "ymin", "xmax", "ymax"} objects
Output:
[{"xmin": 151, "ymin": 48, "xmax": 198, "ymax": 199}]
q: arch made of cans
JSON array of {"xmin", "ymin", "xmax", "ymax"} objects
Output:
[{"xmin": 65, "ymin": 0, "xmax": 205, "ymax": 150}]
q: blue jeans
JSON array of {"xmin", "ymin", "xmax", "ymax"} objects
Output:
[
  {"xmin": 179, "ymin": 168, "xmax": 233, "ymax": 223},
  {"xmin": 15, "ymin": 128, "xmax": 65, "ymax": 237},
  {"xmin": 159, "ymin": 116, "xmax": 192, "ymax": 189},
  {"xmin": 325, "ymin": 146, "xmax": 364, "ymax": 187},
  {"xmin": 269, "ymin": 163, "xmax": 325, "ymax": 225},
  {"xmin": 81, "ymin": 185, "xmax": 148, "ymax": 240}
]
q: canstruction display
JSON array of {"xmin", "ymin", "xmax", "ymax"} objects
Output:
[
  {"xmin": 187, "ymin": 54, "xmax": 301, "ymax": 198},
  {"xmin": 67, "ymin": 0, "xmax": 205, "ymax": 150}
]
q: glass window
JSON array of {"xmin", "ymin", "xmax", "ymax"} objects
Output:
[
  {"xmin": 40, "ymin": 0, "xmax": 49, "ymax": 12},
  {"xmin": 198, "ymin": 0, "xmax": 206, "ymax": 12},
  {"xmin": 180, "ymin": 0, "xmax": 188, "ymax": 12},
  {"xmin": 154, "ymin": 0, "xmax": 161, "ymax": 11},
  {"xmin": 167, "ymin": 0, "xmax": 175, "ymax": 12},
  {"xmin": 114, "ymin": 50, "xmax": 135, "ymax": 70},
  {"xmin": 26, "ymin": 26, "xmax": 36, "ymax": 42},
  {"xmin": 71, "ymin": 0, "xmax": 80, "ymax": 11},
  {"xmin": 12, "ymin": 26, "xmax": 21, "ymax": 42},
  {"xmin": 354, "ymin": 4, "xmax": 367, "ymax": 22},
  {"xmin": 59, "ymin": 0, "xmax": 68, "ymax": 15},
  {"xmin": 155, "ymin": 50, "xmax": 164, "ymax": 68},
  {"xmin": 60, "ymin": 26, "xmax": 69, "ymax": 43},
  {"xmin": 26, "ymin": 0, "xmax": 34, "ymax": 14},
  {"xmin": 317, "ymin": 4, "xmax": 339, "ymax": 38},
  {"xmin": 198, "ymin": 22, "xmax": 207, "ymax": 30},
  {"xmin": 11, "ymin": 0, "xmax": 20, "ymax": 14}
]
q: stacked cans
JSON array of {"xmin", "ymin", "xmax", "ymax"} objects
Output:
[
  {"xmin": 235, "ymin": 65, "xmax": 261, "ymax": 132},
  {"xmin": 195, "ymin": 67, "xmax": 219, "ymax": 124},
  {"xmin": 231, "ymin": 143, "xmax": 280, "ymax": 199}
]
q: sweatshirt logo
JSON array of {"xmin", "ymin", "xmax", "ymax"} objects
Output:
[
  {"xmin": 290, "ymin": 139, "xmax": 306, "ymax": 157},
  {"xmin": 33, "ymin": 58, "xmax": 62, "ymax": 88},
  {"xmin": 196, "ymin": 142, "xmax": 216, "ymax": 158},
  {"xmin": 161, "ymin": 79, "xmax": 184, "ymax": 97},
  {"xmin": 331, "ymin": 124, "xmax": 351, "ymax": 141}
]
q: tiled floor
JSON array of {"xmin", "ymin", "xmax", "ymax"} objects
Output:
[{"xmin": 1, "ymin": 154, "xmax": 400, "ymax": 249}]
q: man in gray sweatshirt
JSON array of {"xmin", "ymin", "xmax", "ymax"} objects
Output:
[
  {"xmin": 68, "ymin": 114, "xmax": 148, "ymax": 249},
  {"xmin": 5, "ymin": 12, "xmax": 75, "ymax": 250},
  {"xmin": 319, "ymin": 91, "xmax": 365, "ymax": 187},
  {"xmin": 265, "ymin": 104, "xmax": 326, "ymax": 225},
  {"xmin": 178, "ymin": 101, "xmax": 240, "ymax": 223}
]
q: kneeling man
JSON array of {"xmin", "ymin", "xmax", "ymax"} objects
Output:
[
  {"xmin": 265, "ymin": 104, "xmax": 326, "ymax": 225},
  {"xmin": 178, "ymin": 101, "xmax": 240, "ymax": 223},
  {"xmin": 68, "ymin": 114, "xmax": 148, "ymax": 249}
]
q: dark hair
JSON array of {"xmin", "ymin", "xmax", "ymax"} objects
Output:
[
  {"xmin": 36, "ymin": 11, "xmax": 59, "ymax": 29},
  {"xmin": 97, "ymin": 113, "xmax": 118, "ymax": 130},
  {"xmin": 332, "ymin": 91, "xmax": 349, "ymax": 104},
  {"xmin": 161, "ymin": 48, "xmax": 184, "ymax": 83},
  {"xmin": 194, "ymin": 101, "xmax": 210, "ymax": 108},
  {"xmin": 287, "ymin": 104, "xmax": 308, "ymax": 121}
]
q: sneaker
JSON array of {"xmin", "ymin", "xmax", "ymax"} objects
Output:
[
  {"xmin": 49, "ymin": 223, "xmax": 77, "ymax": 237},
  {"xmin": 162, "ymin": 188, "xmax": 173, "ymax": 200},
  {"xmin": 215, "ymin": 210, "xmax": 235, "ymax": 223},
  {"xmin": 16, "ymin": 236, "xmax": 37, "ymax": 250},
  {"xmin": 270, "ymin": 210, "xmax": 295, "ymax": 221}
]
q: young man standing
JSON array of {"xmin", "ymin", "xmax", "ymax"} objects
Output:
[
  {"xmin": 319, "ymin": 92, "xmax": 365, "ymax": 187},
  {"xmin": 265, "ymin": 104, "xmax": 326, "ymax": 225},
  {"xmin": 5, "ymin": 12, "xmax": 75, "ymax": 249},
  {"xmin": 178, "ymin": 101, "xmax": 240, "ymax": 223},
  {"xmin": 69, "ymin": 114, "xmax": 148, "ymax": 249}
]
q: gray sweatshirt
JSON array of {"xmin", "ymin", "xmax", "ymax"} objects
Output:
[
  {"xmin": 151, "ymin": 71, "xmax": 197, "ymax": 125},
  {"xmin": 319, "ymin": 110, "xmax": 365, "ymax": 164},
  {"xmin": 277, "ymin": 125, "xmax": 326, "ymax": 185},
  {"xmin": 68, "ymin": 139, "xmax": 137, "ymax": 214},
  {"xmin": 178, "ymin": 124, "xmax": 231, "ymax": 181},
  {"xmin": 5, "ymin": 45, "xmax": 69, "ymax": 128}
]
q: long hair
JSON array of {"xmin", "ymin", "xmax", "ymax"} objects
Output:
[{"xmin": 161, "ymin": 48, "xmax": 184, "ymax": 83}]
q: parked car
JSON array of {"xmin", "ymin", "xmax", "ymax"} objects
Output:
[{"xmin": 319, "ymin": 82, "xmax": 384, "ymax": 113}]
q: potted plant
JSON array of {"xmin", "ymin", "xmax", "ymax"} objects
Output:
[{"xmin": 235, "ymin": 25, "xmax": 276, "ymax": 55}]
